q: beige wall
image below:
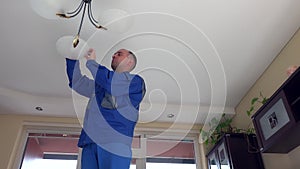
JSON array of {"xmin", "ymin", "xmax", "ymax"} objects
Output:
[
  {"xmin": 0, "ymin": 114, "xmax": 80, "ymax": 169},
  {"xmin": 233, "ymin": 28, "xmax": 300, "ymax": 169}
]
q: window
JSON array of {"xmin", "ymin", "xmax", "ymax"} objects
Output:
[
  {"xmin": 146, "ymin": 138, "xmax": 197, "ymax": 169},
  {"xmin": 20, "ymin": 133, "xmax": 80, "ymax": 169},
  {"xmin": 17, "ymin": 124, "xmax": 201, "ymax": 169},
  {"xmin": 132, "ymin": 133, "xmax": 199, "ymax": 169}
]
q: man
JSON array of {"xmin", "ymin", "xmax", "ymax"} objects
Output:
[{"xmin": 66, "ymin": 48, "xmax": 146, "ymax": 169}]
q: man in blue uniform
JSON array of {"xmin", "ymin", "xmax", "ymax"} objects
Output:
[{"xmin": 66, "ymin": 48, "xmax": 146, "ymax": 169}]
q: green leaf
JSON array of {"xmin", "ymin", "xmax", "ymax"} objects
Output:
[
  {"xmin": 251, "ymin": 97, "xmax": 259, "ymax": 105},
  {"xmin": 211, "ymin": 117, "xmax": 218, "ymax": 125},
  {"xmin": 247, "ymin": 110, "xmax": 251, "ymax": 116},
  {"xmin": 247, "ymin": 106, "xmax": 254, "ymax": 116},
  {"xmin": 262, "ymin": 97, "xmax": 268, "ymax": 104},
  {"xmin": 228, "ymin": 118, "xmax": 233, "ymax": 123}
]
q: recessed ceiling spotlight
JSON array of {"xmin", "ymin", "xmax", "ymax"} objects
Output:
[
  {"xmin": 35, "ymin": 106, "xmax": 43, "ymax": 111},
  {"xmin": 167, "ymin": 113, "xmax": 175, "ymax": 118}
]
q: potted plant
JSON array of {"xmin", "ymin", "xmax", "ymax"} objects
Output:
[
  {"xmin": 199, "ymin": 113, "xmax": 234, "ymax": 145},
  {"xmin": 200, "ymin": 92, "xmax": 268, "ymax": 146}
]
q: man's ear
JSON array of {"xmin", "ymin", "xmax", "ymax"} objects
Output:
[{"xmin": 127, "ymin": 57, "xmax": 134, "ymax": 70}]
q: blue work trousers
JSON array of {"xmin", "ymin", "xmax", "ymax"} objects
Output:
[{"xmin": 81, "ymin": 143, "xmax": 132, "ymax": 169}]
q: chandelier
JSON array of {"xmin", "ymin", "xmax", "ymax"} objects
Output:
[{"xmin": 56, "ymin": 0, "xmax": 107, "ymax": 48}]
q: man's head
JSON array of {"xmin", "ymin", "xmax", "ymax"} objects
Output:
[{"xmin": 111, "ymin": 49, "xmax": 137, "ymax": 72}]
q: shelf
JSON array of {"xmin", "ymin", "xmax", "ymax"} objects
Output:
[
  {"xmin": 207, "ymin": 133, "xmax": 265, "ymax": 169},
  {"xmin": 252, "ymin": 67, "xmax": 300, "ymax": 153}
]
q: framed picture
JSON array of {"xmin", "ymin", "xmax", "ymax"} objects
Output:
[
  {"xmin": 253, "ymin": 90, "xmax": 296, "ymax": 152},
  {"xmin": 207, "ymin": 152, "xmax": 219, "ymax": 169},
  {"xmin": 217, "ymin": 142, "xmax": 230, "ymax": 169}
]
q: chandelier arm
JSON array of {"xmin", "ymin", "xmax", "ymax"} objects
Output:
[
  {"xmin": 66, "ymin": 1, "xmax": 84, "ymax": 18},
  {"xmin": 88, "ymin": 3, "xmax": 98, "ymax": 24},
  {"xmin": 88, "ymin": 8, "xmax": 98, "ymax": 26},
  {"xmin": 88, "ymin": 11, "xmax": 101, "ymax": 28},
  {"xmin": 67, "ymin": 1, "xmax": 84, "ymax": 15},
  {"xmin": 76, "ymin": 3, "xmax": 87, "ymax": 36}
]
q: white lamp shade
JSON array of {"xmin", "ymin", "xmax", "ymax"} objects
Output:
[
  {"xmin": 31, "ymin": 0, "xmax": 63, "ymax": 19},
  {"xmin": 56, "ymin": 36, "xmax": 89, "ymax": 60},
  {"xmin": 99, "ymin": 9, "xmax": 134, "ymax": 33}
]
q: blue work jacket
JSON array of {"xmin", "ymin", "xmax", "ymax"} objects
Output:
[{"xmin": 66, "ymin": 59, "xmax": 145, "ymax": 147}]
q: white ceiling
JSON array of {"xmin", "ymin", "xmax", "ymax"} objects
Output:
[{"xmin": 0, "ymin": 0, "xmax": 299, "ymax": 125}]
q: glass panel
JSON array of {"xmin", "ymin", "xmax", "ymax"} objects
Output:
[
  {"xmin": 217, "ymin": 142, "xmax": 230, "ymax": 169},
  {"xmin": 24, "ymin": 159, "xmax": 77, "ymax": 169},
  {"xmin": 20, "ymin": 133, "xmax": 79, "ymax": 169},
  {"xmin": 132, "ymin": 135, "xmax": 141, "ymax": 149},
  {"xmin": 208, "ymin": 152, "xmax": 218, "ymax": 169},
  {"xmin": 146, "ymin": 163, "xmax": 196, "ymax": 169},
  {"xmin": 130, "ymin": 158, "xmax": 137, "ymax": 169},
  {"xmin": 146, "ymin": 138, "xmax": 196, "ymax": 169}
]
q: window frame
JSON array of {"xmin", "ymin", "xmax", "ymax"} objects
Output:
[
  {"xmin": 13, "ymin": 122, "xmax": 203, "ymax": 169},
  {"xmin": 12, "ymin": 122, "xmax": 81, "ymax": 169}
]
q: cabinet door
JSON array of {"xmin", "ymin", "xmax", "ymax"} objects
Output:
[
  {"xmin": 217, "ymin": 142, "xmax": 231, "ymax": 169},
  {"xmin": 207, "ymin": 152, "xmax": 219, "ymax": 169}
]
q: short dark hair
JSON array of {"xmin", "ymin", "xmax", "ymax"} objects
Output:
[{"xmin": 128, "ymin": 51, "xmax": 137, "ymax": 71}]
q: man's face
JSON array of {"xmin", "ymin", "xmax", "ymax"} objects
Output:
[{"xmin": 111, "ymin": 49, "xmax": 130, "ymax": 71}]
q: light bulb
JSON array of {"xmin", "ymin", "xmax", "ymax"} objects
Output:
[{"xmin": 56, "ymin": 35, "xmax": 89, "ymax": 60}]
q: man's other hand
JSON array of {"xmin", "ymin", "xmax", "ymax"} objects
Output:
[{"xmin": 85, "ymin": 48, "xmax": 96, "ymax": 60}]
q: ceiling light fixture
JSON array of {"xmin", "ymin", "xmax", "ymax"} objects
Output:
[{"xmin": 56, "ymin": 0, "xmax": 107, "ymax": 48}]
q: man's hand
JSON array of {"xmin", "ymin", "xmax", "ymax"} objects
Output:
[{"xmin": 85, "ymin": 48, "xmax": 96, "ymax": 60}]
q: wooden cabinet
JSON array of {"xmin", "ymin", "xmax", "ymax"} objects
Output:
[
  {"xmin": 207, "ymin": 133, "xmax": 265, "ymax": 169},
  {"xmin": 252, "ymin": 68, "xmax": 300, "ymax": 153}
]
